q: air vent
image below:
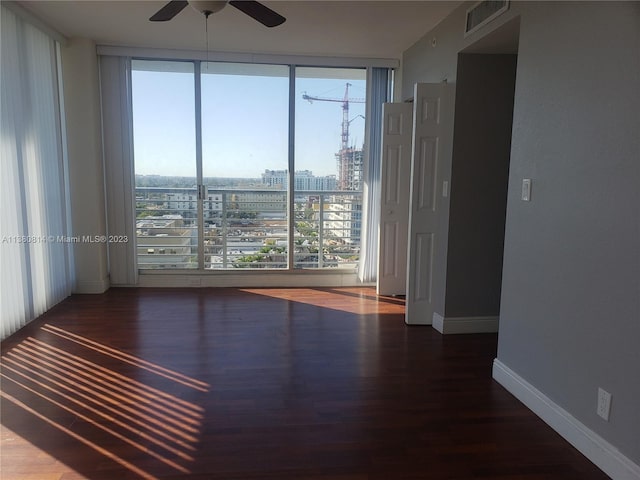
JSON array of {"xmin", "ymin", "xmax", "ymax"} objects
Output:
[{"xmin": 465, "ymin": 1, "xmax": 509, "ymax": 36}]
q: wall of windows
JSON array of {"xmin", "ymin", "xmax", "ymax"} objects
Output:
[{"xmin": 131, "ymin": 60, "xmax": 367, "ymax": 271}]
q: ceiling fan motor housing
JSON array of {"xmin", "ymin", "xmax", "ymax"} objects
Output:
[
  {"xmin": 150, "ymin": 0, "xmax": 286, "ymax": 27},
  {"xmin": 190, "ymin": 0, "xmax": 228, "ymax": 16}
]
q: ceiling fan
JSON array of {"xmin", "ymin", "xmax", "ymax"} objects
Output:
[{"xmin": 149, "ymin": 0, "xmax": 286, "ymax": 27}]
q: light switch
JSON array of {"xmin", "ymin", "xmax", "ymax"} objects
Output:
[
  {"xmin": 442, "ymin": 180, "xmax": 449, "ymax": 197},
  {"xmin": 522, "ymin": 179, "xmax": 532, "ymax": 201}
]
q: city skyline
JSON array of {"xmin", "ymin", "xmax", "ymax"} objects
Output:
[{"xmin": 135, "ymin": 168, "xmax": 341, "ymax": 181}]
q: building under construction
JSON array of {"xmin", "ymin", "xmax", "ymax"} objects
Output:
[
  {"xmin": 302, "ymin": 83, "xmax": 365, "ymax": 191},
  {"xmin": 335, "ymin": 148, "xmax": 363, "ymax": 191}
]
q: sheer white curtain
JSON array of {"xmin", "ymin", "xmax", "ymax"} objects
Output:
[
  {"xmin": 100, "ymin": 55, "xmax": 138, "ymax": 286},
  {"xmin": 1, "ymin": 6, "xmax": 73, "ymax": 340},
  {"xmin": 358, "ymin": 67, "xmax": 391, "ymax": 283}
]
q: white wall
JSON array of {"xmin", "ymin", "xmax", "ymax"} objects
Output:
[
  {"xmin": 61, "ymin": 38, "xmax": 109, "ymax": 293},
  {"xmin": 402, "ymin": 0, "xmax": 640, "ymax": 473}
]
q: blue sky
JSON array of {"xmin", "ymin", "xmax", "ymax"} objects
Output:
[{"xmin": 131, "ymin": 63, "xmax": 366, "ymax": 178}]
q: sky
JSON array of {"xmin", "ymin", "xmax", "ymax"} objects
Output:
[{"xmin": 131, "ymin": 62, "xmax": 366, "ymax": 179}]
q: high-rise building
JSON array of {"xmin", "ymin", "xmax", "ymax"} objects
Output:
[
  {"xmin": 336, "ymin": 148, "xmax": 363, "ymax": 191},
  {"xmin": 262, "ymin": 170, "xmax": 337, "ymax": 191}
]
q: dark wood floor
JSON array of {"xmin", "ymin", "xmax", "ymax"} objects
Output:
[{"xmin": 1, "ymin": 287, "xmax": 608, "ymax": 480}]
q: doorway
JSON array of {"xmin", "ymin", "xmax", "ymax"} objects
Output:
[{"xmin": 437, "ymin": 18, "xmax": 519, "ymax": 333}]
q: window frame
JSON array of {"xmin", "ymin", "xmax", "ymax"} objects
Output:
[
  {"xmin": 100, "ymin": 47, "xmax": 394, "ymax": 284},
  {"xmin": 130, "ymin": 58, "xmax": 370, "ymax": 274}
]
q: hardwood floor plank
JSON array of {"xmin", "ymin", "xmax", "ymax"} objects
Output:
[{"xmin": 1, "ymin": 287, "xmax": 608, "ymax": 479}]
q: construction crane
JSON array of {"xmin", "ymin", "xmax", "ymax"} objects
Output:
[{"xmin": 302, "ymin": 83, "xmax": 365, "ymax": 190}]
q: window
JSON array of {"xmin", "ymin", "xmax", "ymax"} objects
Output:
[
  {"xmin": 132, "ymin": 61, "xmax": 198, "ymax": 270},
  {"xmin": 201, "ymin": 63, "xmax": 289, "ymax": 269},
  {"xmin": 294, "ymin": 67, "xmax": 366, "ymax": 269},
  {"xmin": 130, "ymin": 60, "xmax": 369, "ymax": 272}
]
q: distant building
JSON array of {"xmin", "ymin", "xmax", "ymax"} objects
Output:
[
  {"xmin": 336, "ymin": 148, "xmax": 363, "ymax": 191},
  {"xmin": 229, "ymin": 191, "xmax": 287, "ymax": 213},
  {"xmin": 325, "ymin": 196, "xmax": 361, "ymax": 245},
  {"xmin": 262, "ymin": 170, "xmax": 287, "ymax": 189},
  {"xmin": 262, "ymin": 169, "xmax": 337, "ymax": 191},
  {"xmin": 166, "ymin": 192, "xmax": 223, "ymax": 220},
  {"xmin": 136, "ymin": 215, "xmax": 194, "ymax": 268}
]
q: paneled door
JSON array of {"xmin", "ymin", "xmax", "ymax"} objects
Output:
[
  {"xmin": 377, "ymin": 102, "xmax": 413, "ymax": 296},
  {"xmin": 405, "ymin": 83, "xmax": 454, "ymax": 325}
]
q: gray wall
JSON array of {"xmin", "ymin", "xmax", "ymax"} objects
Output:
[
  {"xmin": 445, "ymin": 54, "xmax": 516, "ymax": 318},
  {"xmin": 403, "ymin": 1, "xmax": 640, "ymax": 465}
]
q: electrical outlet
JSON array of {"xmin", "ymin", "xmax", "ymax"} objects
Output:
[
  {"xmin": 187, "ymin": 277, "xmax": 202, "ymax": 287},
  {"xmin": 597, "ymin": 388, "xmax": 612, "ymax": 421}
]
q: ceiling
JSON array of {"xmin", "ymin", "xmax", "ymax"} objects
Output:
[{"xmin": 19, "ymin": 1, "xmax": 462, "ymax": 59}]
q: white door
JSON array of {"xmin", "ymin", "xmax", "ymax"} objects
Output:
[
  {"xmin": 405, "ymin": 83, "xmax": 454, "ymax": 325},
  {"xmin": 377, "ymin": 102, "xmax": 413, "ymax": 296}
]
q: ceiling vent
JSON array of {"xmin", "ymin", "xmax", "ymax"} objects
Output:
[{"xmin": 465, "ymin": 1, "xmax": 509, "ymax": 36}]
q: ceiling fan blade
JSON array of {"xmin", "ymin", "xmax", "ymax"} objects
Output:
[
  {"xmin": 149, "ymin": 0, "xmax": 189, "ymax": 21},
  {"xmin": 229, "ymin": 1, "xmax": 286, "ymax": 27}
]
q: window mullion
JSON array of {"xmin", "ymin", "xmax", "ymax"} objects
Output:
[
  {"xmin": 287, "ymin": 65, "xmax": 296, "ymax": 270},
  {"xmin": 195, "ymin": 61, "xmax": 204, "ymax": 270}
]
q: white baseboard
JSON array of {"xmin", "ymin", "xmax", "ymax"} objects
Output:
[
  {"xmin": 73, "ymin": 277, "xmax": 110, "ymax": 294},
  {"xmin": 432, "ymin": 313, "xmax": 499, "ymax": 334},
  {"xmin": 493, "ymin": 359, "xmax": 640, "ymax": 480}
]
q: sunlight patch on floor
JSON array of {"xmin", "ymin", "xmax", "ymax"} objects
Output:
[
  {"xmin": 0, "ymin": 325, "xmax": 211, "ymax": 479},
  {"xmin": 239, "ymin": 287, "xmax": 405, "ymax": 315}
]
